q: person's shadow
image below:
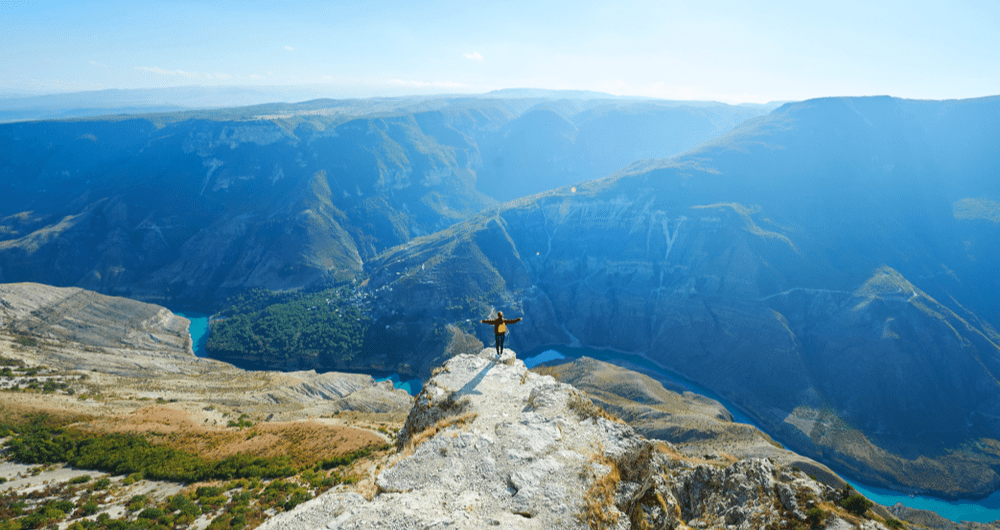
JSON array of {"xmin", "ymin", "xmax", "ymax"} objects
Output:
[{"xmin": 457, "ymin": 361, "xmax": 495, "ymax": 396}]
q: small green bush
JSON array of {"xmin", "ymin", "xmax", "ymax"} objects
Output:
[
  {"xmin": 806, "ymin": 507, "xmax": 826, "ymax": 527},
  {"xmin": 840, "ymin": 493, "xmax": 873, "ymax": 517},
  {"xmin": 137, "ymin": 507, "xmax": 164, "ymax": 519},
  {"xmin": 168, "ymin": 493, "xmax": 200, "ymax": 516},
  {"xmin": 127, "ymin": 494, "xmax": 149, "ymax": 511},
  {"xmin": 201, "ymin": 494, "xmax": 228, "ymax": 508},
  {"xmin": 68, "ymin": 475, "xmax": 91, "ymax": 484},
  {"xmin": 196, "ymin": 486, "xmax": 223, "ymax": 499},
  {"xmin": 51, "ymin": 500, "xmax": 76, "ymax": 513}
]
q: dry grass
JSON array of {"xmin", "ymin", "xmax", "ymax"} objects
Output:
[
  {"xmin": 579, "ymin": 453, "xmax": 622, "ymax": 530},
  {"xmin": 79, "ymin": 405, "xmax": 387, "ymax": 467},
  {"xmin": 403, "ymin": 412, "xmax": 478, "ymax": 454},
  {"xmin": 0, "ymin": 400, "xmax": 93, "ymax": 427},
  {"xmin": 3, "ymin": 398, "xmax": 389, "ymax": 469},
  {"xmin": 653, "ymin": 441, "xmax": 733, "ymax": 468},
  {"xmin": 355, "ymin": 475, "xmax": 380, "ymax": 501},
  {"xmin": 567, "ymin": 392, "xmax": 621, "ymax": 423}
]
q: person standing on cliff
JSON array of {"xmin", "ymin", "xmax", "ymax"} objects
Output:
[{"xmin": 481, "ymin": 311, "xmax": 522, "ymax": 358}]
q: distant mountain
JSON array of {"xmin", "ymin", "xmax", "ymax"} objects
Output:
[
  {"xmin": 0, "ymin": 94, "xmax": 765, "ymax": 309},
  {"xmin": 476, "ymin": 102, "xmax": 767, "ymax": 201},
  {"xmin": 0, "ymin": 85, "xmax": 438, "ymax": 123},
  {"xmin": 361, "ymin": 95, "xmax": 1000, "ymax": 498}
]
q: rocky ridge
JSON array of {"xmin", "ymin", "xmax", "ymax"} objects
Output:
[
  {"xmin": 259, "ymin": 349, "xmax": 904, "ymax": 530},
  {"xmin": 0, "ymin": 282, "xmax": 412, "ymax": 418},
  {"xmin": 0, "ymin": 282, "xmax": 191, "ymax": 356},
  {"xmin": 533, "ymin": 356, "xmax": 846, "ymax": 487}
]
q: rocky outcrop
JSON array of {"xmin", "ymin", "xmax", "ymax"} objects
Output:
[
  {"xmin": 535, "ymin": 357, "xmax": 846, "ymax": 488},
  {"xmin": 0, "ymin": 282, "xmax": 192, "ymax": 356},
  {"xmin": 0, "ymin": 282, "xmax": 413, "ymax": 418},
  {"xmin": 259, "ymin": 349, "xmax": 895, "ymax": 529}
]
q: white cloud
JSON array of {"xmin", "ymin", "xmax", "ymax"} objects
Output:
[
  {"xmin": 463, "ymin": 51, "xmax": 483, "ymax": 61},
  {"xmin": 284, "ymin": 45, "xmax": 294, "ymax": 51},
  {"xmin": 89, "ymin": 60, "xmax": 108, "ymax": 68},
  {"xmin": 136, "ymin": 66, "xmax": 235, "ymax": 81},
  {"xmin": 389, "ymin": 79, "xmax": 467, "ymax": 88},
  {"xmin": 137, "ymin": 66, "xmax": 200, "ymax": 79}
]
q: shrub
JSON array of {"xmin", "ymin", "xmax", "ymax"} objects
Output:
[
  {"xmin": 884, "ymin": 518, "xmax": 906, "ymax": 529},
  {"xmin": 806, "ymin": 507, "xmax": 826, "ymax": 527},
  {"xmin": 137, "ymin": 507, "xmax": 164, "ymax": 519},
  {"xmin": 5, "ymin": 425, "xmax": 300, "ymax": 484},
  {"xmin": 227, "ymin": 414, "xmax": 253, "ymax": 429},
  {"xmin": 51, "ymin": 500, "xmax": 75, "ymax": 514},
  {"xmin": 201, "ymin": 495, "xmax": 228, "ymax": 508},
  {"xmin": 168, "ymin": 494, "xmax": 200, "ymax": 516},
  {"xmin": 79, "ymin": 501, "xmax": 99, "ymax": 516},
  {"xmin": 127, "ymin": 495, "xmax": 149, "ymax": 511},
  {"xmin": 69, "ymin": 475, "xmax": 91, "ymax": 484},
  {"xmin": 283, "ymin": 489, "xmax": 312, "ymax": 511},
  {"xmin": 195, "ymin": 486, "xmax": 223, "ymax": 499},
  {"xmin": 840, "ymin": 493, "xmax": 873, "ymax": 517}
]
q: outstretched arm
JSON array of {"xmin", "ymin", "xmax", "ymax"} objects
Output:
[{"xmin": 504, "ymin": 317, "xmax": 522, "ymax": 324}]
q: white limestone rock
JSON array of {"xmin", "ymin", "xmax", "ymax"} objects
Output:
[{"xmin": 260, "ymin": 349, "xmax": 879, "ymax": 530}]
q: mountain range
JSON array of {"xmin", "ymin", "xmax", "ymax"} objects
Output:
[
  {"xmin": 3, "ymin": 91, "xmax": 1000, "ymax": 499},
  {"xmin": 0, "ymin": 92, "xmax": 768, "ymax": 309},
  {"xmin": 361, "ymin": 95, "xmax": 1000, "ymax": 498}
]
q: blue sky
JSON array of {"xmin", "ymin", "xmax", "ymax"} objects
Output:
[{"xmin": 1, "ymin": 0, "xmax": 998, "ymax": 103}]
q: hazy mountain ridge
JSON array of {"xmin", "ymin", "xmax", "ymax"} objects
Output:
[
  {"xmin": 360, "ymin": 95, "xmax": 1000, "ymax": 497},
  {"xmin": 0, "ymin": 95, "xmax": 765, "ymax": 309}
]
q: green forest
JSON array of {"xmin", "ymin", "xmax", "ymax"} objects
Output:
[{"xmin": 205, "ymin": 287, "xmax": 369, "ymax": 366}]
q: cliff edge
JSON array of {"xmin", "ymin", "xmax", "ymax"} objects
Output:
[{"xmin": 260, "ymin": 349, "xmax": 900, "ymax": 530}]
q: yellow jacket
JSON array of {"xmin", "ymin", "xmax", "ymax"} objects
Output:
[{"xmin": 481, "ymin": 316, "xmax": 522, "ymax": 335}]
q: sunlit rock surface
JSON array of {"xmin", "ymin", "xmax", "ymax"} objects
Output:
[{"xmin": 260, "ymin": 349, "xmax": 878, "ymax": 530}]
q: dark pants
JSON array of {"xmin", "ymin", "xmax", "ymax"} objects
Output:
[{"xmin": 494, "ymin": 332, "xmax": 506, "ymax": 355}]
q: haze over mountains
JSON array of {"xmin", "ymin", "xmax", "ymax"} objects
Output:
[
  {"xmin": 362, "ymin": 95, "xmax": 1000, "ymax": 498},
  {"xmin": 0, "ymin": 91, "xmax": 768, "ymax": 307},
  {"xmin": 3, "ymin": 90, "xmax": 1000, "ymax": 502}
]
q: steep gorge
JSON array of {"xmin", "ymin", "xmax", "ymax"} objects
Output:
[{"xmin": 361, "ymin": 96, "xmax": 1000, "ymax": 498}]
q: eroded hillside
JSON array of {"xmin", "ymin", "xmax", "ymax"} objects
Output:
[
  {"xmin": 361, "ymin": 96, "xmax": 1000, "ymax": 498},
  {"xmin": 0, "ymin": 95, "xmax": 764, "ymax": 309}
]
